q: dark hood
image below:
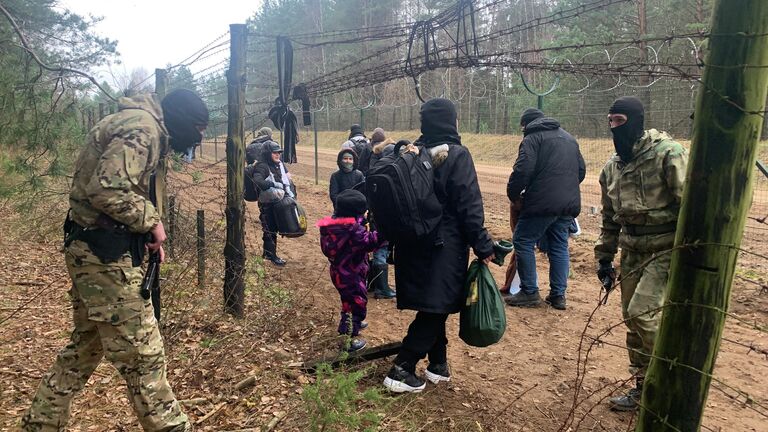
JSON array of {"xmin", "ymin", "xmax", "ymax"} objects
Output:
[
  {"xmin": 161, "ymin": 89, "xmax": 209, "ymax": 154},
  {"xmin": 523, "ymin": 117, "xmax": 560, "ymax": 136},
  {"xmin": 349, "ymin": 124, "xmax": 365, "ymax": 139},
  {"xmin": 337, "ymin": 148, "xmax": 359, "ymax": 170},
  {"xmin": 416, "ymin": 98, "xmax": 461, "ymax": 147}
]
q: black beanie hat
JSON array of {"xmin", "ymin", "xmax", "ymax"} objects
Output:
[
  {"xmin": 162, "ymin": 89, "xmax": 209, "ymax": 153},
  {"xmin": 349, "ymin": 124, "xmax": 364, "ymax": 139},
  {"xmin": 520, "ymin": 108, "xmax": 545, "ymax": 127},
  {"xmin": 335, "ymin": 189, "xmax": 367, "ymax": 218},
  {"xmin": 418, "ymin": 98, "xmax": 460, "ymax": 145}
]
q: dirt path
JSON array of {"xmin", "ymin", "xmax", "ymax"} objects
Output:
[{"xmin": 1, "ymin": 156, "xmax": 766, "ymax": 431}]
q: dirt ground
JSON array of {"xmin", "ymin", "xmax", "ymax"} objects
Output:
[{"xmin": 1, "ymin": 149, "xmax": 767, "ymax": 431}]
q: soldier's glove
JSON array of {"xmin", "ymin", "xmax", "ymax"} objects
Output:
[
  {"xmin": 597, "ymin": 260, "xmax": 617, "ymax": 299},
  {"xmin": 597, "ymin": 261, "xmax": 616, "ymax": 289}
]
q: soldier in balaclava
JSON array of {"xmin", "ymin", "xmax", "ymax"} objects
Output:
[{"xmin": 595, "ymin": 96, "xmax": 688, "ymax": 411}]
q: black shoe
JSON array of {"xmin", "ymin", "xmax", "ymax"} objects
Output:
[
  {"xmin": 545, "ymin": 295, "xmax": 566, "ymax": 310},
  {"xmin": 383, "ymin": 365, "xmax": 426, "ymax": 393},
  {"xmin": 505, "ymin": 291, "xmax": 542, "ymax": 307},
  {"xmin": 371, "ymin": 264, "xmax": 396, "ymax": 299},
  {"xmin": 425, "ymin": 362, "xmax": 451, "ymax": 384},
  {"xmin": 609, "ymin": 387, "xmax": 642, "ymax": 411},
  {"xmin": 359, "ymin": 321, "xmax": 368, "ymax": 330},
  {"xmin": 264, "ymin": 254, "xmax": 286, "ymax": 266}
]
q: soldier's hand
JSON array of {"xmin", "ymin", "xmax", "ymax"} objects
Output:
[
  {"xmin": 147, "ymin": 221, "xmax": 167, "ymax": 252},
  {"xmin": 596, "ymin": 261, "xmax": 616, "ymax": 287}
]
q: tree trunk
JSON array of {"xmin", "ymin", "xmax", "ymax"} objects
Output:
[
  {"xmin": 223, "ymin": 24, "xmax": 247, "ymax": 318},
  {"xmin": 637, "ymin": 1, "xmax": 768, "ymax": 431}
]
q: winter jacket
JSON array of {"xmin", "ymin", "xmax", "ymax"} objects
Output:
[
  {"xmin": 251, "ymin": 157, "xmax": 296, "ymax": 205},
  {"xmin": 507, "ymin": 117, "xmax": 586, "ymax": 218},
  {"xmin": 342, "ymin": 135, "xmax": 373, "ymax": 176},
  {"xmin": 393, "ymin": 143, "xmax": 494, "ymax": 314},
  {"xmin": 595, "ymin": 129, "xmax": 688, "ymax": 262},
  {"xmin": 69, "ymin": 94, "xmax": 167, "ymax": 233},
  {"xmin": 318, "ymin": 216, "xmax": 384, "ymax": 293},
  {"xmin": 329, "ymin": 149, "xmax": 365, "ymax": 210},
  {"xmin": 368, "ymin": 138, "xmax": 396, "ymax": 170}
]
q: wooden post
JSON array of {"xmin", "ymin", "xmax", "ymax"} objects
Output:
[
  {"xmin": 223, "ymin": 23, "xmax": 247, "ymax": 317},
  {"xmin": 197, "ymin": 209, "xmax": 206, "ymax": 291},
  {"xmin": 167, "ymin": 195, "xmax": 176, "ymax": 259},
  {"xmin": 98, "ymin": 102, "xmax": 105, "ymax": 120},
  {"xmin": 155, "ymin": 68, "xmax": 168, "ymax": 98},
  {"xmin": 214, "ymin": 123, "xmax": 219, "ymax": 161},
  {"xmin": 637, "ymin": 2, "xmax": 768, "ymax": 431}
]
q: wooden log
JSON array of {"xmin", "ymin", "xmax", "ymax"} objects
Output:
[{"xmin": 301, "ymin": 341, "xmax": 402, "ymax": 373}]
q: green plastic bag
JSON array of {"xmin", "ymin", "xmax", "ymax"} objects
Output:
[{"xmin": 459, "ymin": 259, "xmax": 507, "ymax": 347}]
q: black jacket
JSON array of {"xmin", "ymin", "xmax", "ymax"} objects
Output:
[
  {"xmin": 251, "ymin": 158, "xmax": 295, "ymax": 206},
  {"xmin": 394, "ymin": 143, "xmax": 494, "ymax": 314},
  {"xmin": 507, "ymin": 117, "xmax": 586, "ymax": 217},
  {"xmin": 329, "ymin": 149, "xmax": 364, "ymax": 210}
]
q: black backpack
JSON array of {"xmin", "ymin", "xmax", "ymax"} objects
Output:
[
  {"xmin": 244, "ymin": 164, "xmax": 259, "ymax": 202},
  {"xmin": 365, "ymin": 143, "xmax": 443, "ymax": 244}
]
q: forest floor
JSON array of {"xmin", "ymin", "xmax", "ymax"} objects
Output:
[{"xmin": 1, "ymin": 145, "xmax": 767, "ymax": 431}]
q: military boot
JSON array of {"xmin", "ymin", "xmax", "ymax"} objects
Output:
[{"xmin": 609, "ymin": 377, "xmax": 643, "ymax": 411}]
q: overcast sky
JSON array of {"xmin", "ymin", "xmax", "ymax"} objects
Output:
[{"xmin": 59, "ymin": 0, "xmax": 260, "ymax": 83}]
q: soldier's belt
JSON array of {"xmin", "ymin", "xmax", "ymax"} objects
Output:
[
  {"xmin": 622, "ymin": 222, "xmax": 677, "ymax": 236},
  {"xmin": 64, "ymin": 213, "xmax": 147, "ymax": 267}
]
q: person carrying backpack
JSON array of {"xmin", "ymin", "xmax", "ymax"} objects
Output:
[
  {"xmin": 381, "ymin": 98, "xmax": 494, "ymax": 393},
  {"xmin": 341, "ymin": 124, "xmax": 372, "ymax": 175},
  {"xmin": 329, "ymin": 148, "xmax": 364, "ymax": 212},
  {"xmin": 246, "ymin": 127, "xmax": 273, "ymax": 165}
]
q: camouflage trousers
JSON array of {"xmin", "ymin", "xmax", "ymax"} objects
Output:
[
  {"xmin": 21, "ymin": 240, "xmax": 189, "ymax": 432},
  {"xmin": 619, "ymin": 247, "xmax": 672, "ymax": 377}
]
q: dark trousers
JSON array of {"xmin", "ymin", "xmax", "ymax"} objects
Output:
[
  {"xmin": 259, "ymin": 204, "xmax": 278, "ymax": 258},
  {"xmin": 394, "ymin": 312, "xmax": 449, "ymax": 372}
]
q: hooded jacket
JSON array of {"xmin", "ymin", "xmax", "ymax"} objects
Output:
[
  {"xmin": 318, "ymin": 216, "xmax": 384, "ymax": 293},
  {"xmin": 368, "ymin": 137, "xmax": 396, "ymax": 170},
  {"xmin": 329, "ymin": 149, "xmax": 365, "ymax": 210},
  {"xmin": 393, "ymin": 98, "xmax": 494, "ymax": 314},
  {"xmin": 69, "ymin": 94, "xmax": 168, "ymax": 233},
  {"xmin": 507, "ymin": 117, "xmax": 586, "ymax": 217}
]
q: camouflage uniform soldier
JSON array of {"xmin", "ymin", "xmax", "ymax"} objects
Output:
[
  {"xmin": 21, "ymin": 89, "xmax": 209, "ymax": 431},
  {"xmin": 595, "ymin": 96, "xmax": 688, "ymax": 411}
]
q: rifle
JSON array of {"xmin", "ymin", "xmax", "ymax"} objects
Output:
[{"xmin": 140, "ymin": 244, "xmax": 161, "ymax": 321}]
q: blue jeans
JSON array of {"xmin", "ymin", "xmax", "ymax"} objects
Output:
[
  {"xmin": 513, "ymin": 216, "xmax": 573, "ymax": 297},
  {"xmin": 371, "ymin": 245, "xmax": 388, "ymax": 266}
]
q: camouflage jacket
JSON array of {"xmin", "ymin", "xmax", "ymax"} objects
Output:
[
  {"xmin": 595, "ymin": 129, "xmax": 688, "ymax": 262},
  {"xmin": 69, "ymin": 95, "xmax": 168, "ymax": 233}
]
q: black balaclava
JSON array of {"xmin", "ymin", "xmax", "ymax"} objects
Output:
[
  {"xmin": 608, "ymin": 96, "xmax": 645, "ymax": 162},
  {"xmin": 520, "ymin": 108, "xmax": 544, "ymax": 128},
  {"xmin": 349, "ymin": 124, "xmax": 364, "ymax": 139},
  {"xmin": 417, "ymin": 98, "xmax": 461, "ymax": 146},
  {"xmin": 335, "ymin": 189, "xmax": 367, "ymax": 218},
  {"xmin": 161, "ymin": 89, "xmax": 209, "ymax": 154}
]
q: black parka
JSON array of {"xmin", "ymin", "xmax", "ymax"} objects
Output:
[
  {"xmin": 393, "ymin": 143, "xmax": 494, "ymax": 314},
  {"xmin": 507, "ymin": 117, "xmax": 586, "ymax": 217},
  {"xmin": 329, "ymin": 149, "xmax": 365, "ymax": 210}
]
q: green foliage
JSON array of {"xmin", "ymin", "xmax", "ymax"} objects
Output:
[
  {"xmin": 0, "ymin": 0, "xmax": 117, "ymax": 199},
  {"xmin": 302, "ymin": 363, "xmax": 386, "ymax": 432},
  {"xmin": 191, "ymin": 170, "xmax": 204, "ymax": 184}
]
